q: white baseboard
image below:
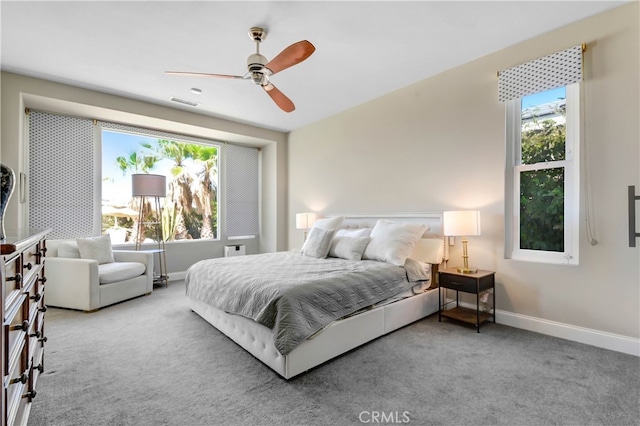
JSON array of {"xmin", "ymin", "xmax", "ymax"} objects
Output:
[
  {"xmin": 496, "ymin": 309, "xmax": 640, "ymax": 357},
  {"xmin": 167, "ymin": 271, "xmax": 186, "ymax": 282},
  {"xmin": 449, "ymin": 300, "xmax": 639, "ymax": 356}
]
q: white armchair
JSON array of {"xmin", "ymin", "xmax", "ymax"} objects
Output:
[{"xmin": 45, "ymin": 239, "xmax": 154, "ymax": 312}]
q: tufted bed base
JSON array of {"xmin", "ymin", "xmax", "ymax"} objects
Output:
[
  {"xmin": 188, "ymin": 213, "xmax": 445, "ymax": 379},
  {"xmin": 188, "ymin": 287, "xmax": 439, "ymax": 379}
]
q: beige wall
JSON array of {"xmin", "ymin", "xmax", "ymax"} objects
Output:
[
  {"xmin": 0, "ymin": 72, "xmax": 289, "ymax": 272},
  {"xmin": 288, "ymin": 4, "xmax": 639, "ymax": 340}
]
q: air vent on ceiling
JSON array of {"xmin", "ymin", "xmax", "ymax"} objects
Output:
[{"xmin": 170, "ymin": 97, "xmax": 199, "ymax": 107}]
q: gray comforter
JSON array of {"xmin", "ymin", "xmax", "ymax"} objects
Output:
[{"xmin": 185, "ymin": 251, "xmax": 415, "ymax": 355}]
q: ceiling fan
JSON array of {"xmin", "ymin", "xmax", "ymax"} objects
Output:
[{"xmin": 165, "ymin": 27, "xmax": 315, "ymax": 113}]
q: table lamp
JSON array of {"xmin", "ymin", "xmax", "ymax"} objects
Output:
[
  {"xmin": 296, "ymin": 212, "xmax": 317, "ymax": 241},
  {"xmin": 444, "ymin": 210, "xmax": 481, "ymax": 274}
]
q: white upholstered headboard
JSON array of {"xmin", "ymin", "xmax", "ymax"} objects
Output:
[
  {"xmin": 339, "ymin": 212, "xmax": 444, "ymax": 237},
  {"xmin": 336, "ymin": 212, "xmax": 448, "ymax": 265}
]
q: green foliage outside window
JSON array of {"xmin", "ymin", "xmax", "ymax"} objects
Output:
[{"xmin": 519, "ymin": 119, "xmax": 565, "ymax": 252}]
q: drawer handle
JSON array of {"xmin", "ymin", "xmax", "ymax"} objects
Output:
[
  {"xmin": 39, "ymin": 306, "xmax": 47, "ymax": 313},
  {"xmin": 30, "ymin": 330, "xmax": 41, "ymax": 338},
  {"xmin": 39, "ymin": 336, "xmax": 48, "ymax": 344},
  {"xmin": 34, "ymin": 363, "xmax": 44, "ymax": 374},
  {"xmin": 11, "ymin": 320, "xmax": 29, "ymax": 332},
  {"xmin": 9, "ymin": 373, "xmax": 28, "ymax": 385},
  {"xmin": 24, "ymin": 262, "xmax": 33, "ymax": 270},
  {"xmin": 450, "ymin": 281, "xmax": 466, "ymax": 287},
  {"xmin": 39, "ymin": 276, "xmax": 47, "ymax": 283},
  {"xmin": 30, "ymin": 293, "xmax": 42, "ymax": 302},
  {"xmin": 23, "ymin": 390, "xmax": 37, "ymax": 400},
  {"xmin": 7, "ymin": 273, "xmax": 22, "ymax": 284}
]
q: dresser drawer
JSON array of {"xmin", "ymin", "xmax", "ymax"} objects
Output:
[
  {"xmin": 5, "ymin": 374, "xmax": 26, "ymax": 426},
  {"xmin": 439, "ymin": 272, "xmax": 478, "ymax": 293},
  {"xmin": 31, "ymin": 345, "xmax": 45, "ymax": 392},
  {"xmin": 3, "ymin": 256, "xmax": 23, "ymax": 294},
  {"xmin": 22, "ymin": 264, "xmax": 43, "ymax": 304},
  {"xmin": 22, "ymin": 241, "xmax": 42, "ymax": 271}
]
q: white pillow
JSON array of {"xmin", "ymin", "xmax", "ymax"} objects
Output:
[
  {"xmin": 335, "ymin": 228, "xmax": 371, "ymax": 238},
  {"xmin": 312, "ymin": 216, "xmax": 344, "ymax": 231},
  {"xmin": 362, "ymin": 220, "xmax": 428, "ymax": 266},
  {"xmin": 76, "ymin": 235, "xmax": 114, "ymax": 264},
  {"xmin": 329, "ymin": 236, "xmax": 371, "ymax": 261},
  {"xmin": 57, "ymin": 241, "xmax": 80, "ymax": 258},
  {"xmin": 301, "ymin": 228, "xmax": 335, "ymax": 258}
]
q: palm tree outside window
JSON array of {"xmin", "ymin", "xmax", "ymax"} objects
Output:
[{"xmin": 102, "ymin": 130, "xmax": 219, "ymax": 243}]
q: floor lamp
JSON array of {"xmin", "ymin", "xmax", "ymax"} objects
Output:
[{"xmin": 132, "ymin": 174, "xmax": 169, "ymax": 286}]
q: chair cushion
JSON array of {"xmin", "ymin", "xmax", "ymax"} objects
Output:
[{"xmin": 98, "ymin": 262, "xmax": 146, "ymax": 284}]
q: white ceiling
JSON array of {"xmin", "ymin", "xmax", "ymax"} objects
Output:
[{"xmin": 0, "ymin": 1, "xmax": 625, "ymax": 133}]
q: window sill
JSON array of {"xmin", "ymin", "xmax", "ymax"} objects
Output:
[{"xmin": 507, "ymin": 253, "xmax": 578, "ymax": 266}]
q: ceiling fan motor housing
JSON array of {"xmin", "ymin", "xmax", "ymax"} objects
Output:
[{"xmin": 247, "ymin": 53, "xmax": 270, "ymax": 85}]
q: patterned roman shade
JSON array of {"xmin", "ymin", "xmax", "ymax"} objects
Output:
[
  {"xmin": 28, "ymin": 111, "xmax": 98, "ymax": 239},
  {"xmin": 498, "ymin": 45, "xmax": 583, "ymax": 102},
  {"xmin": 225, "ymin": 144, "xmax": 260, "ymax": 238}
]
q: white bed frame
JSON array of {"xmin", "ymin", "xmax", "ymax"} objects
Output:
[{"xmin": 188, "ymin": 213, "xmax": 444, "ymax": 379}]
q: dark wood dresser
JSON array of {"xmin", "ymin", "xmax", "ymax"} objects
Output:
[{"xmin": 1, "ymin": 229, "xmax": 49, "ymax": 426}]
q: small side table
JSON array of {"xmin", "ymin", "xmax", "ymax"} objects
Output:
[
  {"xmin": 136, "ymin": 248, "xmax": 169, "ymax": 287},
  {"xmin": 438, "ymin": 268, "xmax": 495, "ymax": 332}
]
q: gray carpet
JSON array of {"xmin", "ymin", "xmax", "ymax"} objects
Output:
[{"xmin": 29, "ymin": 282, "xmax": 639, "ymax": 426}]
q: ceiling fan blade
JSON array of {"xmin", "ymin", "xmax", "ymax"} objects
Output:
[
  {"xmin": 165, "ymin": 71, "xmax": 245, "ymax": 79},
  {"xmin": 262, "ymin": 83, "xmax": 295, "ymax": 113},
  {"xmin": 265, "ymin": 40, "xmax": 315, "ymax": 75}
]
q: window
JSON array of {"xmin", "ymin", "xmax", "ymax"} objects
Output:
[
  {"xmin": 27, "ymin": 110, "xmax": 259, "ymax": 242},
  {"xmin": 101, "ymin": 129, "xmax": 219, "ymax": 243},
  {"xmin": 505, "ymin": 84, "xmax": 580, "ymax": 264},
  {"xmin": 500, "ymin": 45, "xmax": 583, "ymax": 265}
]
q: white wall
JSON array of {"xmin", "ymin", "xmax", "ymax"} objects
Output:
[
  {"xmin": 288, "ymin": 4, "xmax": 639, "ymax": 345},
  {"xmin": 0, "ymin": 72, "xmax": 289, "ymax": 273}
]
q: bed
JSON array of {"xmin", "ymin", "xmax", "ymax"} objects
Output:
[{"xmin": 186, "ymin": 213, "xmax": 446, "ymax": 379}]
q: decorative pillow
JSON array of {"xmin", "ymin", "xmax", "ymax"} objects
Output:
[
  {"xmin": 301, "ymin": 228, "xmax": 335, "ymax": 258},
  {"xmin": 334, "ymin": 228, "xmax": 372, "ymax": 238},
  {"xmin": 76, "ymin": 235, "xmax": 114, "ymax": 264},
  {"xmin": 312, "ymin": 216, "xmax": 344, "ymax": 231},
  {"xmin": 329, "ymin": 236, "xmax": 371, "ymax": 261},
  {"xmin": 362, "ymin": 220, "xmax": 428, "ymax": 266},
  {"xmin": 57, "ymin": 241, "xmax": 81, "ymax": 258}
]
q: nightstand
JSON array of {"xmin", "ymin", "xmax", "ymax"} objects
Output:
[{"xmin": 438, "ymin": 268, "xmax": 495, "ymax": 332}]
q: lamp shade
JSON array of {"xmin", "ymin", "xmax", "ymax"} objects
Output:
[
  {"xmin": 296, "ymin": 212, "xmax": 317, "ymax": 229},
  {"xmin": 132, "ymin": 174, "xmax": 166, "ymax": 197},
  {"xmin": 443, "ymin": 210, "xmax": 481, "ymax": 237}
]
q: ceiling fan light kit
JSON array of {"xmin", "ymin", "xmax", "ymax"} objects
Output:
[{"xmin": 166, "ymin": 27, "xmax": 315, "ymax": 113}]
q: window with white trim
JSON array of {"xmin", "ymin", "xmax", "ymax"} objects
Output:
[
  {"xmin": 500, "ymin": 45, "xmax": 583, "ymax": 265},
  {"xmin": 505, "ymin": 85, "xmax": 580, "ymax": 264}
]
